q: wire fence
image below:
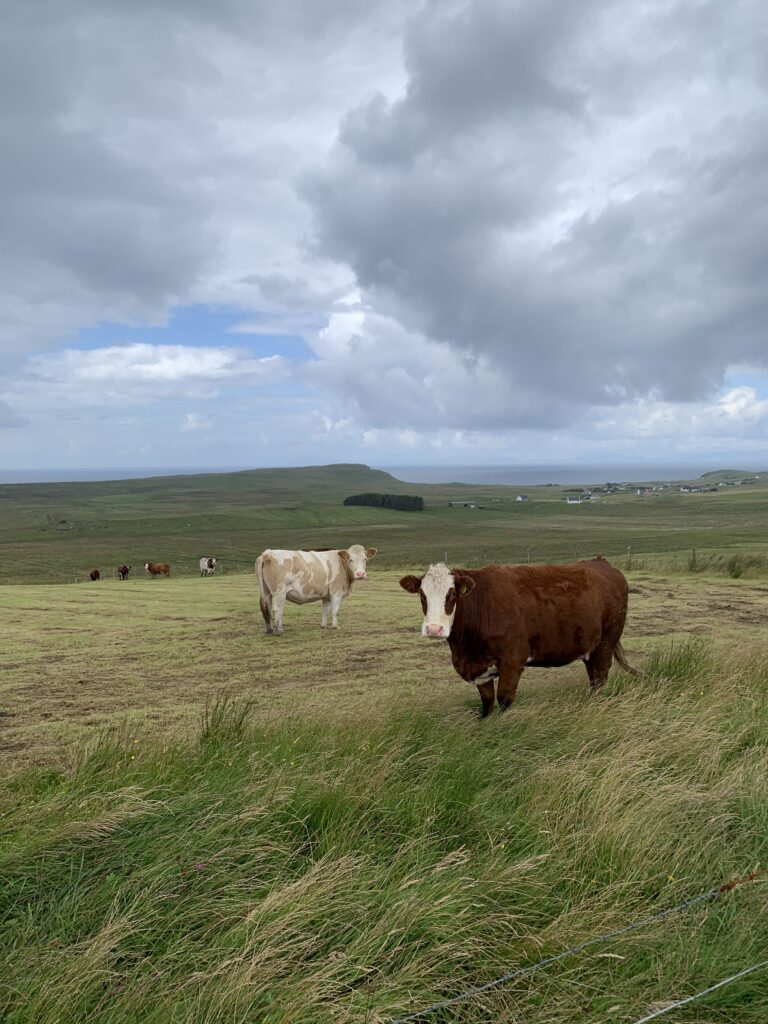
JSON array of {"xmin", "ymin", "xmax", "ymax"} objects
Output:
[
  {"xmin": 388, "ymin": 868, "xmax": 767, "ymax": 1024},
  {"xmin": 629, "ymin": 959, "xmax": 768, "ymax": 1023}
]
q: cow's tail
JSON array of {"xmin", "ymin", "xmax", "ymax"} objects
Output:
[
  {"xmin": 255, "ymin": 554, "xmax": 273, "ymax": 629},
  {"xmin": 614, "ymin": 641, "xmax": 642, "ymax": 676}
]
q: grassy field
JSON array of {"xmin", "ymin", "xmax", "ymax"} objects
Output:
[{"xmin": 2, "ymin": 465, "xmax": 768, "ymax": 1022}]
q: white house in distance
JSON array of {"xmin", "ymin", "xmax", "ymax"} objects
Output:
[
  {"xmin": 565, "ymin": 490, "xmax": 592, "ymax": 505},
  {"xmin": 515, "ymin": 494, "xmax": 528, "ymax": 502}
]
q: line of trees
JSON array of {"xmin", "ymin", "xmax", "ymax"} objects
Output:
[{"xmin": 343, "ymin": 492, "xmax": 424, "ymax": 511}]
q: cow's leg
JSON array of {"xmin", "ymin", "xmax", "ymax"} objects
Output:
[
  {"xmin": 329, "ymin": 592, "xmax": 343, "ymax": 629},
  {"xmin": 472, "ymin": 665, "xmax": 498, "ymax": 717},
  {"xmin": 587, "ymin": 642, "xmax": 613, "ymax": 694},
  {"xmin": 476, "ymin": 680, "xmax": 496, "ymax": 717},
  {"xmin": 320, "ymin": 598, "xmax": 331, "ymax": 628},
  {"xmin": 259, "ymin": 593, "xmax": 274, "ymax": 635},
  {"xmin": 496, "ymin": 660, "xmax": 524, "ymax": 711},
  {"xmin": 272, "ymin": 592, "xmax": 286, "ymax": 635}
]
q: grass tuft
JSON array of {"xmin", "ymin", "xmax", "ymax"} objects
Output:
[
  {"xmin": 643, "ymin": 638, "xmax": 714, "ymax": 682},
  {"xmin": 200, "ymin": 693, "xmax": 257, "ymax": 747}
]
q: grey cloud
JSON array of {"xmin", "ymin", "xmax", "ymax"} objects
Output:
[
  {"xmin": 82, "ymin": 0, "xmax": 401, "ymax": 39},
  {"xmin": 304, "ymin": 0, "xmax": 768, "ymax": 429},
  {"xmin": 0, "ymin": 0, "xmax": 413, "ymax": 365},
  {"xmin": 0, "ymin": 4, "xmax": 218, "ymax": 360},
  {"xmin": 241, "ymin": 272, "xmax": 351, "ymax": 313},
  {"xmin": 339, "ymin": 0, "xmax": 598, "ymax": 166}
]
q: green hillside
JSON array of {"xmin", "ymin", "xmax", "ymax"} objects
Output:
[{"xmin": 2, "ymin": 463, "xmax": 768, "ymax": 583}]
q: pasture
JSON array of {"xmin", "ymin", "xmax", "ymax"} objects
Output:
[
  {"xmin": 3, "ymin": 463, "xmax": 768, "ymax": 585},
  {"xmin": 2, "ymin": 465, "xmax": 768, "ymax": 1022}
]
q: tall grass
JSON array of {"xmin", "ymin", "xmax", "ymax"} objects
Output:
[
  {"xmin": 2, "ymin": 649, "xmax": 768, "ymax": 1023},
  {"xmin": 678, "ymin": 551, "xmax": 768, "ymax": 578},
  {"xmin": 643, "ymin": 637, "xmax": 714, "ymax": 681}
]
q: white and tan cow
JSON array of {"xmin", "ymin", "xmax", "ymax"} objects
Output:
[{"xmin": 255, "ymin": 545, "xmax": 377, "ymax": 634}]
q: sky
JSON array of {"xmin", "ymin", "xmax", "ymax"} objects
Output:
[{"xmin": 1, "ymin": 0, "xmax": 768, "ymax": 472}]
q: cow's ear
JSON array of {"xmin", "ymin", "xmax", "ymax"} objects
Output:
[
  {"xmin": 455, "ymin": 574, "xmax": 475, "ymax": 597},
  {"xmin": 338, "ymin": 550, "xmax": 350, "ymax": 563},
  {"xmin": 399, "ymin": 575, "xmax": 422, "ymax": 594},
  {"xmin": 366, "ymin": 547, "xmax": 377, "ymax": 559}
]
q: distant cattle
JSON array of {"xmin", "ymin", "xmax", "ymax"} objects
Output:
[
  {"xmin": 144, "ymin": 562, "xmax": 171, "ymax": 578},
  {"xmin": 117, "ymin": 564, "xmax": 131, "ymax": 580},
  {"xmin": 400, "ymin": 557, "xmax": 638, "ymax": 716},
  {"xmin": 256, "ymin": 545, "xmax": 377, "ymax": 634},
  {"xmin": 199, "ymin": 556, "xmax": 217, "ymax": 576},
  {"xmin": 89, "ymin": 569, "xmax": 100, "ymax": 582}
]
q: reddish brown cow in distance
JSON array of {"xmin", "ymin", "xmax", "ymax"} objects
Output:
[
  {"xmin": 89, "ymin": 569, "xmax": 100, "ymax": 582},
  {"xmin": 144, "ymin": 562, "xmax": 171, "ymax": 578},
  {"xmin": 400, "ymin": 558, "xmax": 638, "ymax": 716}
]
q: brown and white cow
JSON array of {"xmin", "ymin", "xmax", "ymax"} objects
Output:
[
  {"xmin": 117, "ymin": 564, "xmax": 131, "ymax": 580},
  {"xmin": 256, "ymin": 546, "xmax": 377, "ymax": 634},
  {"xmin": 145, "ymin": 562, "xmax": 171, "ymax": 578},
  {"xmin": 89, "ymin": 569, "xmax": 100, "ymax": 582},
  {"xmin": 199, "ymin": 556, "xmax": 217, "ymax": 577},
  {"xmin": 400, "ymin": 558, "xmax": 638, "ymax": 716}
]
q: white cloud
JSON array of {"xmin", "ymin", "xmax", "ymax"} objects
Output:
[
  {"xmin": 181, "ymin": 412, "xmax": 215, "ymax": 432},
  {"xmin": 2, "ymin": 343, "xmax": 289, "ymax": 414},
  {"xmin": 31, "ymin": 343, "xmax": 281, "ymax": 382},
  {"xmin": 713, "ymin": 387, "xmax": 768, "ymax": 425}
]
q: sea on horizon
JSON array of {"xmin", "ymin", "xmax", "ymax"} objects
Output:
[
  {"xmin": 379, "ymin": 463, "xmax": 765, "ymax": 486},
  {"xmin": 0, "ymin": 462, "xmax": 763, "ymax": 486}
]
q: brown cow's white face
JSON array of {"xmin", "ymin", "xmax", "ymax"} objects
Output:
[
  {"xmin": 399, "ymin": 562, "xmax": 475, "ymax": 639},
  {"xmin": 345, "ymin": 544, "xmax": 377, "ymax": 580}
]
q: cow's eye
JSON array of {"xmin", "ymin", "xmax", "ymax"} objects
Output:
[
  {"xmin": 419, "ymin": 592, "xmax": 427, "ymax": 613},
  {"xmin": 445, "ymin": 587, "xmax": 457, "ymax": 614}
]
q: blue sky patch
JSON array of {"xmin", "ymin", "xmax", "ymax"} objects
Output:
[
  {"xmin": 70, "ymin": 305, "xmax": 317, "ymax": 361},
  {"xmin": 723, "ymin": 370, "xmax": 768, "ymax": 399}
]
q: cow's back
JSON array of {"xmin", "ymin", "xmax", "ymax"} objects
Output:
[{"xmin": 506, "ymin": 559, "xmax": 626, "ymax": 618}]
